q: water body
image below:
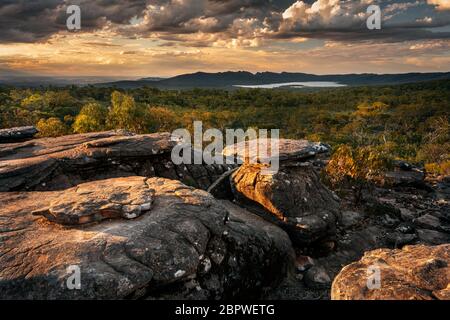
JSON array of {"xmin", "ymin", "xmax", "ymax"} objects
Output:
[{"xmin": 233, "ymin": 81, "xmax": 347, "ymax": 89}]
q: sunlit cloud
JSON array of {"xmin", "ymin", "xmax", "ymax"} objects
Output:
[
  {"xmin": 427, "ymin": 0, "xmax": 450, "ymax": 10},
  {"xmin": 0, "ymin": 1, "xmax": 449, "ymax": 76}
]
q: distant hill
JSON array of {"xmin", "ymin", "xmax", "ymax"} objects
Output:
[
  {"xmin": 2, "ymin": 71, "xmax": 450, "ymax": 89},
  {"xmin": 96, "ymin": 71, "xmax": 450, "ymax": 89},
  {"xmin": 0, "ymin": 76, "xmax": 136, "ymax": 87}
]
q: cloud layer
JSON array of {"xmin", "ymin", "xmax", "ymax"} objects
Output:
[
  {"xmin": 0, "ymin": 1, "xmax": 449, "ymax": 76},
  {"xmin": 1, "ymin": 0, "xmax": 450, "ymax": 44}
]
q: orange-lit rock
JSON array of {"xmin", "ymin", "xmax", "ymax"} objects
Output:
[{"xmin": 331, "ymin": 244, "xmax": 450, "ymax": 300}]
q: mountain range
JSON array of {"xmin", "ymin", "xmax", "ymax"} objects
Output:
[
  {"xmin": 1, "ymin": 71, "xmax": 450, "ymax": 89},
  {"xmin": 97, "ymin": 71, "xmax": 450, "ymax": 89}
]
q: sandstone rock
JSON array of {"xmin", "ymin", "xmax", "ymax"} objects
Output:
[
  {"xmin": 386, "ymin": 232, "xmax": 417, "ymax": 247},
  {"xmin": 0, "ymin": 177, "xmax": 294, "ymax": 299},
  {"xmin": 295, "ymin": 255, "xmax": 315, "ymax": 273},
  {"xmin": 396, "ymin": 222, "xmax": 416, "ymax": 234},
  {"xmin": 399, "ymin": 208, "xmax": 419, "ymax": 222},
  {"xmin": 222, "ymin": 138, "xmax": 330, "ymax": 163},
  {"xmin": 331, "ymin": 244, "xmax": 450, "ymax": 300},
  {"xmin": 384, "ymin": 160, "xmax": 425, "ymax": 187},
  {"xmin": 435, "ymin": 178, "xmax": 450, "ymax": 203},
  {"xmin": 0, "ymin": 131, "xmax": 234, "ymax": 192},
  {"xmin": 0, "ymin": 126, "xmax": 38, "ymax": 143},
  {"xmin": 381, "ymin": 214, "xmax": 401, "ymax": 228},
  {"xmin": 414, "ymin": 214, "xmax": 443, "ymax": 232},
  {"xmin": 365, "ymin": 198, "xmax": 401, "ymax": 218},
  {"xmin": 230, "ymin": 162, "xmax": 340, "ymax": 245},
  {"xmin": 340, "ymin": 211, "xmax": 364, "ymax": 228},
  {"xmin": 31, "ymin": 177, "xmax": 154, "ymax": 225},
  {"xmin": 267, "ymin": 177, "xmax": 449, "ymax": 300},
  {"xmin": 417, "ymin": 229, "xmax": 450, "ymax": 245},
  {"xmin": 304, "ymin": 266, "xmax": 331, "ymax": 289}
]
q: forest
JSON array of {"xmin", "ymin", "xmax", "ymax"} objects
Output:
[{"xmin": 0, "ymin": 80, "xmax": 449, "ymax": 176}]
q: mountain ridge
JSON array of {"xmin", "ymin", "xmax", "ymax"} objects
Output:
[
  {"xmin": 97, "ymin": 71, "xmax": 450, "ymax": 89},
  {"xmin": 2, "ymin": 71, "xmax": 450, "ymax": 88}
]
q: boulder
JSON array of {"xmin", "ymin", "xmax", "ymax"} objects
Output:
[
  {"xmin": 304, "ymin": 266, "xmax": 332, "ymax": 289},
  {"xmin": 295, "ymin": 255, "xmax": 315, "ymax": 272},
  {"xmin": 417, "ymin": 229, "xmax": 450, "ymax": 245},
  {"xmin": 340, "ymin": 211, "xmax": 364, "ymax": 228},
  {"xmin": 0, "ymin": 131, "xmax": 235, "ymax": 192},
  {"xmin": 384, "ymin": 160, "xmax": 425, "ymax": 187},
  {"xmin": 385, "ymin": 232, "xmax": 417, "ymax": 247},
  {"xmin": 224, "ymin": 138, "xmax": 339, "ymax": 246},
  {"xmin": 0, "ymin": 126, "xmax": 38, "ymax": 143},
  {"xmin": 0, "ymin": 177, "xmax": 295, "ymax": 300},
  {"xmin": 331, "ymin": 244, "xmax": 450, "ymax": 300},
  {"xmin": 414, "ymin": 214, "xmax": 443, "ymax": 232},
  {"xmin": 230, "ymin": 161, "xmax": 340, "ymax": 245}
]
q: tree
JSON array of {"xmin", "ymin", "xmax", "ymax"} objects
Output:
[
  {"xmin": 73, "ymin": 102, "xmax": 107, "ymax": 133},
  {"xmin": 147, "ymin": 106, "xmax": 178, "ymax": 132},
  {"xmin": 36, "ymin": 117, "xmax": 70, "ymax": 137},
  {"xmin": 107, "ymin": 91, "xmax": 150, "ymax": 133}
]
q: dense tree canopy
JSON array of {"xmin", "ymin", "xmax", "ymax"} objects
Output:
[{"xmin": 0, "ymin": 80, "xmax": 449, "ymax": 174}]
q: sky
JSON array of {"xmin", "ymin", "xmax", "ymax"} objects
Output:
[{"xmin": 0, "ymin": 0, "xmax": 449, "ymax": 78}]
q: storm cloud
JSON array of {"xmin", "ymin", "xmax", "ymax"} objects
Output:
[{"xmin": 0, "ymin": 0, "xmax": 449, "ymax": 45}]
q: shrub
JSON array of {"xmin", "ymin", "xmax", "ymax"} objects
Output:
[
  {"xmin": 147, "ymin": 106, "xmax": 178, "ymax": 132},
  {"xmin": 325, "ymin": 145, "xmax": 391, "ymax": 202},
  {"xmin": 106, "ymin": 91, "xmax": 150, "ymax": 133},
  {"xmin": 36, "ymin": 117, "xmax": 70, "ymax": 137},
  {"xmin": 425, "ymin": 161, "xmax": 450, "ymax": 176},
  {"xmin": 73, "ymin": 102, "xmax": 107, "ymax": 133}
]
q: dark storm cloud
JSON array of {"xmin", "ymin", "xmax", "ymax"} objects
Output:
[
  {"xmin": 0, "ymin": 0, "xmax": 148, "ymax": 43},
  {"xmin": 0, "ymin": 0, "xmax": 449, "ymax": 44}
]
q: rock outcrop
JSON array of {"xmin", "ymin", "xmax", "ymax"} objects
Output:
[
  {"xmin": 0, "ymin": 126, "xmax": 38, "ymax": 143},
  {"xmin": 266, "ymin": 177, "xmax": 450, "ymax": 300},
  {"xmin": 1, "ymin": 130, "xmax": 448, "ymax": 301},
  {"xmin": 224, "ymin": 139, "xmax": 340, "ymax": 246},
  {"xmin": 222, "ymin": 138, "xmax": 330, "ymax": 163},
  {"xmin": 231, "ymin": 163, "xmax": 340, "ymax": 245},
  {"xmin": 0, "ymin": 131, "xmax": 235, "ymax": 192},
  {"xmin": 31, "ymin": 177, "xmax": 154, "ymax": 225},
  {"xmin": 0, "ymin": 177, "xmax": 294, "ymax": 300},
  {"xmin": 331, "ymin": 244, "xmax": 450, "ymax": 300},
  {"xmin": 384, "ymin": 160, "xmax": 425, "ymax": 187}
]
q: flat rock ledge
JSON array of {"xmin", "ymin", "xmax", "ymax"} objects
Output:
[
  {"xmin": 0, "ymin": 126, "xmax": 38, "ymax": 143},
  {"xmin": 0, "ymin": 176, "xmax": 294, "ymax": 300},
  {"xmin": 331, "ymin": 244, "xmax": 450, "ymax": 300},
  {"xmin": 0, "ymin": 131, "xmax": 235, "ymax": 192},
  {"xmin": 31, "ymin": 177, "xmax": 154, "ymax": 225},
  {"xmin": 223, "ymin": 138, "xmax": 330, "ymax": 163}
]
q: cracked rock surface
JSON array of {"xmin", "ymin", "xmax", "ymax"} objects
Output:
[
  {"xmin": 0, "ymin": 131, "xmax": 235, "ymax": 192},
  {"xmin": 331, "ymin": 244, "xmax": 450, "ymax": 300},
  {"xmin": 0, "ymin": 126, "xmax": 38, "ymax": 143},
  {"xmin": 223, "ymin": 138, "xmax": 330, "ymax": 163},
  {"xmin": 230, "ymin": 162, "xmax": 340, "ymax": 246},
  {"xmin": 31, "ymin": 177, "xmax": 155, "ymax": 225},
  {"xmin": 0, "ymin": 177, "xmax": 294, "ymax": 300}
]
